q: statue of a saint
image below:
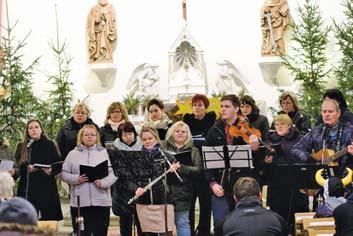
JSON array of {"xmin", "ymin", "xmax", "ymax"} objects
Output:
[
  {"xmin": 87, "ymin": 0, "xmax": 117, "ymax": 63},
  {"xmin": 261, "ymin": 0, "xmax": 290, "ymax": 56}
]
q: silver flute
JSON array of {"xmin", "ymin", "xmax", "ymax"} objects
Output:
[{"xmin": 128, "ymin": 168, "xmax": 173, "ymax": 205}]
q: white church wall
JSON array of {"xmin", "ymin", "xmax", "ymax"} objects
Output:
[{"xmin": 3, "ymin": 0, "xmax": 345, "ymax": 126}]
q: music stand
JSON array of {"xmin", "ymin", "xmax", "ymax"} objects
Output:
[{"xmin": 201, "ymin": 145, "xmax": 253, "ymax": 171}]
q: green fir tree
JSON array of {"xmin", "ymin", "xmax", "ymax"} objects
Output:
[
  {"xmin": 0, "ymin": 5, "xmax": 40, "ymax": 148},
  {"xmin": 282, "ymin": 0, "xmax": 331, "ymax": 119},
  {"xmin": 334, "ymin": 0, "xmax": 353, "ymax": 107}
]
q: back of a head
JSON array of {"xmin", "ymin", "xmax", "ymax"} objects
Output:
[
  {"xmin": 0, "ymin": 197, "xmax": 38, "ymax": 225},
  {"xmin": 233, "ymin": 177, "xmax": 261, "ymax": 201}
]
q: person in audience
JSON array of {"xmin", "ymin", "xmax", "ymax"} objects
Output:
[
  {"xmin": 333, "ymin": 189, "xmax": 353, "ymax": 235},
  {"xmin": 316, "ymin": 176, "xmax": 347, "ymax": 217},
  {"xmin": 265, "ymin": 114, "xmax": 308, "ymax": 232},
  {"xmin": 161, "ymin": 121, "xmax": 202, "ymax": 236},
  {"xmin": 100, "ymin": 101, "xmax": 129, "ymax": 148},
  {"xmin": 112, "ymin": 121, "xmax": 143, "ymax": 236},
  {"xmin": 316, "ymin": 88, "xmax": 353, "ymax": 126},
  {"xmin": 276, "ymin": 91, "xmax": 311, "ymax": 134},
  {"xmin": 56, "ymin": 102, "xmax": 98, "ymax": 160},
  {"xmin": 61, "ymin": 124, "xmax": 117, "ymax": 236},
  {"xmin": 144, "ymin": 99, "xmax": 172, "ymax": 140},
  {"xmin": 0, "ymin": 172, "xmax": 15, "ymax": 200},
  {"xmin": 0, "ymin": 136, "xmax": 18, "ymax": 179},
  {"xmin": 132, "ymin": 126, "xmax": 180, "ymax": 236},
  {"xmin": 182, "ymin": 94, "xmax": 215, "ymax": 236},
  {"xmin": 15, "ymin": 118, "xmax": 63, "ymax": 221},
  {"xmin": 205, "ymin": 94, "xmax": 259, "ymax": 227},
  {"xmin": 215, "ymin": 177, "xmax": 287, "ymax": 236},
  {"xmin": 291, "ymin": 98, "xmax": 353, "ymax": 175},
  {"xmin": 0, "ymin": 197, "xmax": 38, "ymax": 225}
]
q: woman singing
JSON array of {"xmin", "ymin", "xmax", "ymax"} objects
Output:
[
  {"xmin": 161, "ymin": 121, "xmax": 202, "ymax": 236},
  {"xmin": 144, "ymin": 99, "xmax": 172, "ymax": 140},
  {"xmin": 15, "ymin": 118, "xmax": 63, "ymax": 221},
  {"xmin": 112, "ymin": 121, "xmax": 143, "ymax": 236},
  {"xmin": 61, "ymin": 124, "xmax": 117, "ymax": 236}
]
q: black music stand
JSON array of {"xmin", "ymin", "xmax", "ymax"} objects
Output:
[{"xmin": 201, "ymin": 145, "xmax": 253, "ymax": 171}]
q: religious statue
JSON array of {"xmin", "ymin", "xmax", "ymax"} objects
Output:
[
  {"xmin": 261, "ymin": 0, "xmax": 290, "ymax": 56},
  {"xmin": 126, "ymin": 63, "xmax": 160, "ymax": 97},
  {"xmin": 87, "ymin": 0, "xmax": 117, "ymax": 63},
  {"xmin": 216, "ymin": 60, "xmax": 250, "ymax": 94}
]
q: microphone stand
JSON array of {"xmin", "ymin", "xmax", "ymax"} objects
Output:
[
  {"xmin": 76, "ymin": 195, "xmax": 84, "ymax": 236},
  {"xmin": 25, "ymin": 142, "xmax": 33, "ymax": 200}
]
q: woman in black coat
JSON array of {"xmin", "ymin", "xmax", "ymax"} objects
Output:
[
  {"xmin": 100, "ymin": 101, "xmax": 129, "ymax": 147},
  {"xmin": 56, "ymin": 102, "xmax": 98, "ymax": 160},
  {"xmin": 16, "ymin": 118, "xmax": 63, "ymax": 221},
  {"xmin": 265, "ymin": 114, "xmax": 308, "ymax": 232}
]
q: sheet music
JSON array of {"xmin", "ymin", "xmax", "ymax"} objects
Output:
[
  {"xmin": 202, "ymin": 145, "xmax": 253, "ymax": 170},
  {"xmin": 0, "ymin": 159, "xmax": 14, "ymax": 170}
]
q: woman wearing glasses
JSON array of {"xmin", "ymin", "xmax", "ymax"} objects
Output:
[
  {"xmin": 99, "ymin": 102, "xmax": 129, "ymax": 148},
  {"xmin": 56, "ymin": 102, "xmax": 99, "ymax": 160}
]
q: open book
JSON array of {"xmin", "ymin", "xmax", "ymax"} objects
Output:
[
  {"xmin": 79, "ymin": 160, "xmax": 108, "ymax": 182},
  {"xmin": 0, "ymin": 159, "xmax": 14, "ymax": 171},
  {"xmin": 33, "ymin": 161, "xmax": 64, "ymax": 170},
  {"xmin": 166, "ymin": 150, "xmax": 193, "ymax": 166}
]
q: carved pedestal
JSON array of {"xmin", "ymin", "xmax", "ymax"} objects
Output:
[
  {"xmin": 258, "ymin": 56, "xmax": 292, "ymax": 86},
  {"xmin": 85, "ymin": 63, "xmax": 117, "ymax": 93}
]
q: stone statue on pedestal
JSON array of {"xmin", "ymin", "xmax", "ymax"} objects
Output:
[
  {"xmin": 261, "ymin": 0, "xmax": 290, "ymax": 56},
  {"xmin": 87, "ymin": 0, "xmax": 117, "ymax": 63}
]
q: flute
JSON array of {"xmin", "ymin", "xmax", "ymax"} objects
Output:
[{"xmin": 128, "ymin": 168, "xmax": 173, "ymax": 205}]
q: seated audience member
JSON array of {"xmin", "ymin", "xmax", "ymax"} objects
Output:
[
  {"xmin": 0, "ymin": 197, "xmax": 38, "ymax": 225},
  {"xmin": 215, "ymin": 177, "xmax": 287, "ymax": 236},
  {"xmin": 316, "ymin": 88, "xmax": 353, "ymax": 126},
  {"xmin": 333, "ymin": 190, "xmax": 353, "ymax": 236},
  {"xmin": 0, "ymin": 172, "xmax": 15, "ymax": 200},
  {"xmin": 0, "ymin": 137, "xmax": 18, "ymax": 179}
]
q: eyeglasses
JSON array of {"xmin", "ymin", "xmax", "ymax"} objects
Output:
[
  {"xmin": 74, "ymin": 111, "xmax": 88, "ymax": 115},
  {"xmin": 83, "ymin": 133, "xmax": 96, "ymax": 137}
]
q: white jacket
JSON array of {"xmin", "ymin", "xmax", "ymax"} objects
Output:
[{"xmin": 61, "ymin": 144, "xmax": 117, "ymax": 207}]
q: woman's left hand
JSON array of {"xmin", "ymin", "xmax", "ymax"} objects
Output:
[
  {"xmin": 169, "ymin": 162, "xmax": 180, "ymax": 172},
  {"xmin": 42, "ymin": 167, "xmax": 52, "ymax": 176},
  {"xmin": 249, "ymin": 134, "xmax": 259, "ymax": 151},
  {"xmin": 94, "ymin": 179, "xmax": 101, "ymax": 188}
]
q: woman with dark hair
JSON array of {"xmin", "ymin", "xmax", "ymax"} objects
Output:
[
  {"xmin": 15, "ymin": 118, "xmax": 63, "ymax": 221},
  {"xmin": 144, "ymin": 99, "xmax": 172, "ymax": 140},
  {"xmin": 56, "ymin": 102, "xmax": 99, "ymax": 160},
  {"xmin": 100, "ymin": 101, "xmax": 129, "ymax": 147},
  {"xmin": 182, "ymin": 94, "xmax": 215, "ymax": 236},
  {"xmin": 240, "ymin": 95, "xmax": 270, "ymax": 187},
  {"xmin": 316, "ymin": 88, "xmax": 353, "ymax": 125},
  {"xmin": 276, "ymin": 91, "xmax": 311, "ymax": 134},
  {"xmin": 61, "ymin": 124, "xmax": 117, "ymax": 236},
  {"xmin": 112, "ymin": 121, "xmax": 142, "ymax": 236}
]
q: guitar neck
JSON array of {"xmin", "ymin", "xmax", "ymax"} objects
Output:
[{"xmin": 329, "ymin": 147, "xmax": 348, "ymax": 162}]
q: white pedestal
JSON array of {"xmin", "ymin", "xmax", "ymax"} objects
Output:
[
  {"xmin": 84, "ymin": 63, "xmax": 117, "ymax": 93},
  {"xmin": 258, "ymin": 56, "xmax": 292, "ymax": 87}
]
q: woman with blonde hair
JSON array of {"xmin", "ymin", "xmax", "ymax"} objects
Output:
[
  {"xmin": 56, "ymin": 102, "xmax": 98, "ymax": 160},
  {"xmin": 265, "ymin": 114, "xmax": 308, "ymax": 233},
  {"xmin": 100, "ymin": 101, "xmax": 129, "ymax": 147},
  {"xmin": 276, "ymin": 91, "xmax": 311, "ymax": 134},
  {"xmin": 15, "ymin": 118, "xmax": 63, "ymax": 221},
  {"xmin": 61, "ymin": 124, "xmax": 117, "ymax": 236},
  {"xmin": 161, "ymin": 121, "xmax": 202, "ymax": 236}
]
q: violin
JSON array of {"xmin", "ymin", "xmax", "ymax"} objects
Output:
[{"xmin": 228, "ymin": 115, "xmax": 261, "ymax": 143}]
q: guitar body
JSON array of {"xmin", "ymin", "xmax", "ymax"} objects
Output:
[{"xmin": 311, "ymin": 149, "xmax": 338, "ymax": 166}]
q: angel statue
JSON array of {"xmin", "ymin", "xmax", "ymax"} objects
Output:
[
  {"xmin": 87, "ymin": 0, "xmax": 117, "ymax": 63},
  {"xmin": 126, "ymin": 63, "xmax": 160, "ymax": 97},
  {"xmin": 216, "ymin": 60, "xmax": 250, "ymax": 94}
]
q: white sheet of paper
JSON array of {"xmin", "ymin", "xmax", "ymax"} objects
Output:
[{"xmin": 0, "ymin": 159, "xmax": 14, "ymax": 170}]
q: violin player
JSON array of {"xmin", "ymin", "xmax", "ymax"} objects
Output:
[{"xmin": 204, "ymin": 94, "xmax": 259, "ymax": 228}]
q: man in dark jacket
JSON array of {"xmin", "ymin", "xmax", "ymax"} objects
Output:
[
  {"xmin": 215, "ymin": 177, "xmax": 287, "ymax": 236},
  {"xmin": 291, "ymin": 98, "xmax": 353, "ymax": 174},
  {"xmin": 333, "ymin": 190, "xmax": 353, "ymax": 236}
]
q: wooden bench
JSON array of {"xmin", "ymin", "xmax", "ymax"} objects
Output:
[
  {"xmin": 294, "ymin": 212, "xmax": 316, "ymax": 236},
  {"xmin": 307, "ymin": 228, "xmax": 335, "ymax": 236},
  {"xmin": 37, "ymin": 220, "xmax": 58, "ymax": 232},
  {"xmin": 302, "ymin": 218, "xmax": 335, "ymax": 236}
]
